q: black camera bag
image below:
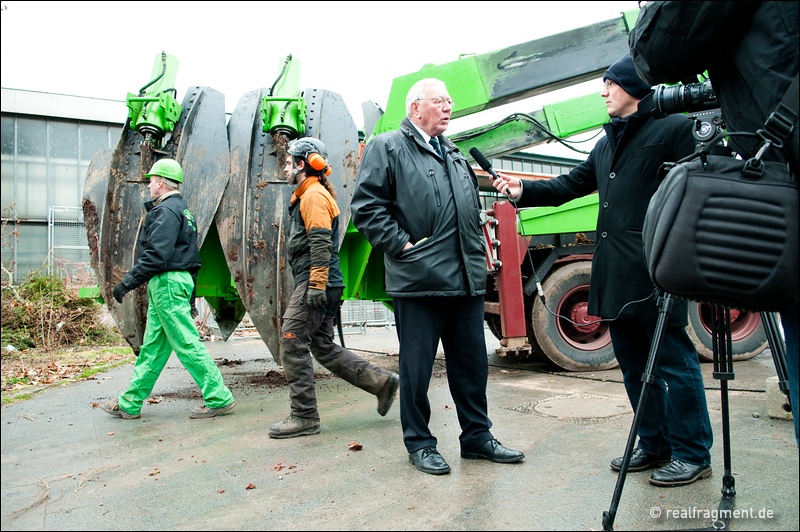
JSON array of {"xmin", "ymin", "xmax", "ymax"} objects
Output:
[{"xmin": 643, "ymin": 146, "xmax": 798, "ymax": 312}]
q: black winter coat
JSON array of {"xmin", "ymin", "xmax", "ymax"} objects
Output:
[
  {"xmin": 122, "ymin": 192, "xmax": 202, "ymax": 290},
  {"xmin": 351, "ymin": 118, "xmax": 487, "ymax": 298},
  {"xmin": 518, "ymin": 95, "xmax": 696, "ymax": 326}
]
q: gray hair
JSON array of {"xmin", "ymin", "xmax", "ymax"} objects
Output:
[{"xmin": 406, "ymin": 78, "xmax": 448, "ymax": 117}]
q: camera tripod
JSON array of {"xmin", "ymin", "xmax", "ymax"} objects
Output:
[{"xmin": 601, "ymin": 290, "xmax": 790, "ymax": 531}]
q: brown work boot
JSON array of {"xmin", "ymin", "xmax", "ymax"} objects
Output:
[
  {"xmin": 100, "ymin": 399, "xmax": 140, "ymax": 419},
  {"xmin": 189, "ymin": 401, "xmax": 236, "ymax": 419},
  {"xmin": 376, "ymin": 373, "xmax": 399, "ymax": 416},
  {"xmin": 268, "ymin": 414, "xmax": 321, "ymax": 439}
]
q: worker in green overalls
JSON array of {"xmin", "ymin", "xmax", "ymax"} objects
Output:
[{"xmin": 101, "ymin": 158, "xmax": 235, "ymax": 420}]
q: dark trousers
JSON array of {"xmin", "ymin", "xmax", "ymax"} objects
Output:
[
  {"xmin": 393, "ymin": 295, "xmax": 493, "ymax": 453},
  {"xmin": 609, "ymin": 320, "xmax": 713, "ymax": 466}
]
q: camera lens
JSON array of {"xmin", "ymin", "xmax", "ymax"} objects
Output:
[{"xmin": 653, "ymin": 80, "xmax": 718, "ymax": 118}]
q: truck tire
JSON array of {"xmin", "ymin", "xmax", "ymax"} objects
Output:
[
  {"xmin": 531, "ymin": 261, "xmax": 617, "ymax": 371},
  {"xmin": 686, "ymin": 303, "xmax": 767, "ymax": 362},
  {"xmin": 486, "ymin": 315, "xmax": 503, "ymax": 342}
]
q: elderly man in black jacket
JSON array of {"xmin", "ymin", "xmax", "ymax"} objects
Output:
[
  {"xmin": 493, "ymin": 55, "xmax": 714, "ymax": 487},
  {"xmin": 352, "ymin": 78, "xmax": 524, "ymax": 475}
]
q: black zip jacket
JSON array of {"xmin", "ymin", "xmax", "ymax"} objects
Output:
[{"xmin": 121, "ymin": 192, "xmax": 202, "ymax": 290}]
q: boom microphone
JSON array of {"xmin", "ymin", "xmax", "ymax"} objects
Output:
[{"xmin": 469, "ymin": 147, "xmax": 498, "ymax": 180}]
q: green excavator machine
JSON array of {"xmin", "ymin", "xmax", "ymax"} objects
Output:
[{"xmin": 83, "ymin": 9, "xmax": 767, "ymax": 371}]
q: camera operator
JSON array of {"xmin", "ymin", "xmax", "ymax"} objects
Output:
[
  {"xmin": 629, "ymin": 0, "xmax": 799, "ymax": 448},
  {"xmin": 493, "ymin": 55, "xmax": 714, "ymax": 487}
]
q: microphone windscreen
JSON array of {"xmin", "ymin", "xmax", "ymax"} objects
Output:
[{"xmin": 469, "ymin": 147, "xmax": 492, "ymax": 172}]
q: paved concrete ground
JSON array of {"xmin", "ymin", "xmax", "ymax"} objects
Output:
[{"xmin": 2, "ymin": 326, "xmax": 798, "ymax": 531}]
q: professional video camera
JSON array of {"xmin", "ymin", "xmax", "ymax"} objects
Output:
[
  {"xmin": 652, "ymin": 79, "xmax": 718, "ymax": 119},
  {"xmin": 652, "ymin": 79, "xmax": 725, "ymax": 146}
]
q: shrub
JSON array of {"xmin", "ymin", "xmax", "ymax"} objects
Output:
[{"xmin": 1, "ymin": 274, "xmax": 123, "ymax": 353}]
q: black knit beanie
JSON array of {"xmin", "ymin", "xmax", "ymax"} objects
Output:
[{"xmin": 603, "ymin": 54, "xmax": 653, "ymax": 99}]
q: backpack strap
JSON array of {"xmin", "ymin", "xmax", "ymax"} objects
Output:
[{"xmin": 761, "ymin": 73, "xmax": 799, "ymax": 146}]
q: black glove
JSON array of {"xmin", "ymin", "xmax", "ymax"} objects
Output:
[
  {"xmin": 112, "ymin": 282, "xmax": 129, "ymax": 303},
  {"xmin": 190, "ymin": 272, "xmax": 198, "ymax": 317},
  {"xmin": 306, "ymin": 287, "xmax": 327, "ymax": 309}
]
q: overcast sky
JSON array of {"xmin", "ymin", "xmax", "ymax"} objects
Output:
[{"xmin": 1, "ymin": 1, "xmax": 639, "ymax": 157}]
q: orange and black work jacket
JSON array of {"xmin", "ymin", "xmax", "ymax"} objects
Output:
[{"xmin": 287, "ymin": 177, "xmax": 344, "ymax": 290}]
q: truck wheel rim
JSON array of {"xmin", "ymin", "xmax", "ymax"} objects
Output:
[{"xmin": 556, "ymin": 284, "xmax": 610, "ymax": 350}]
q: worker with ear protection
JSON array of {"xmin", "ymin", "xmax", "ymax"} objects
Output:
[{"xmin": 268, "ymin": 137, "xmax": 399, "ymax": 439}]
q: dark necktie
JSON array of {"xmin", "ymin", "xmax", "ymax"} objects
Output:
[{"xmin": 429, "ymin": 136, "xmax": 442, "ymax": 157}]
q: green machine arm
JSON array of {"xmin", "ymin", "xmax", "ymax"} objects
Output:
[
  {"xmin": 371, "ymin": 11, "xmax": 639, "ymax": 155},
  {"xmin": 125, "ymin": 51, "xmax": 182, "ymax": 143}
]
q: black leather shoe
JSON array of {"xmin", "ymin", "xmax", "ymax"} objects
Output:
[
  {"xmin": 409, "ymin": 447, "xmax": 451, "ymax": 475},
  {"xmin": 377, "ymin": 373, "xmax": 399, "ymax": 416},
  {"xmin": 461, "ymin": 439, "xmax": 524, "ymax": 463},
  {"xmin": 649, "ymin": 459, "xmax": 712, "ymax": 487},
  {"xmin": 610, "ymin": 447, "xmax": 671, "ymax": 472}
]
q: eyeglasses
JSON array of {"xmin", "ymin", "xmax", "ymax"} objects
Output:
[
  {"xmin": 416, "ymin": 97, "xmax": 455, "ymax": 108},
  {"xmin": 602, "ymin": 80, "xmax": 615, "ymax": 90}
]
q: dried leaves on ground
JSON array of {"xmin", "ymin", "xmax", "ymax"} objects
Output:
[
  {"xmin": 2, "ymin": 275, "xmax": 129, "ymax": 402},
  {"xmin": 1, "ymin": 347, "xmax": 133, "ymax": 395}
]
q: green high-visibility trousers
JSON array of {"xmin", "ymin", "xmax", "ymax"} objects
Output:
[{"xmin": 118, "ymin": 271, "xmax": 234, "ymax": 414}]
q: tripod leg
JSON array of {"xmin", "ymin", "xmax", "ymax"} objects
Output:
[
  {"xmin": 602, "ymin": 291, "xmax": 674, "ymax": 531},
  {"xmin": 761, "ymin": 311, "xmax": 790, "ymax": 398},
  {"xmin": 710, "ymin": 306, "xmax": 736, "ymax": 530}
]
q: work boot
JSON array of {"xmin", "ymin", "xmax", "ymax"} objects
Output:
[
  {"xmin": 189, "ymin": 401, "xmax": 236, "ymax": 419},
  {"xmin": 376, "ymin": 373, "xmax": 399, "ymax": 416},
  {"xmin": 268, "ymin": 414, "xmax": 321, "ymax": 439},
  {"xmin": 100, "ymin": 399, "xmax": 140, "ymax": 419}
]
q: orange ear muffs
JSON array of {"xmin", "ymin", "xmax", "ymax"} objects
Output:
[
  {"xmin": 307, "ymin": 153, "xmax": 331, "ymax": 176},
  {"xmin": 307, "ymin": 153, "xmax": 326, "ymax": 171}
]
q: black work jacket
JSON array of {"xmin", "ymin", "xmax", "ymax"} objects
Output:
[
  {"xmin": 519, "ymin": 95, "xmax": 696, "ymax": 325},
  {"xmin": 122, "ymin": 192, "xmax": 202, "ymax": 290},
  {"xmin": 351, "ymin": 117, "xmax": 486, "ymax": 297}
]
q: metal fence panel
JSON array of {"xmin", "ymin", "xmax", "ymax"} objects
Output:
[
  {"xmin": 340, "ymin": 300, "xmax": 394, "ymax": 333},
  {"xmin": 48, "ymin": 206, "xmax": 95, "ymax": 287}
]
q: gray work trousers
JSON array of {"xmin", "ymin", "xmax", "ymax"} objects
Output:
[{"xmin": 280, "ymin": 280, "xmax": 393, "ymax": 420}]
